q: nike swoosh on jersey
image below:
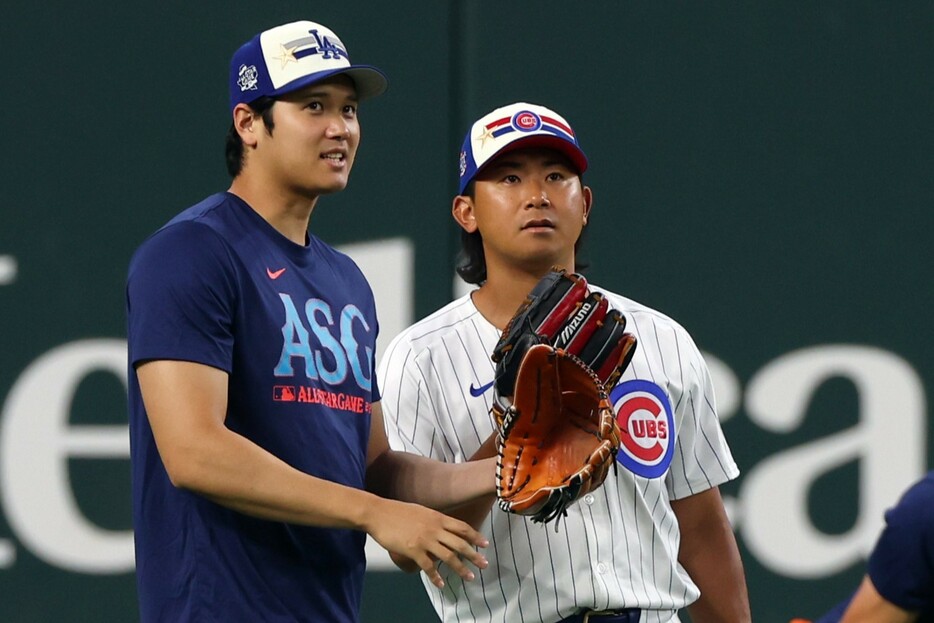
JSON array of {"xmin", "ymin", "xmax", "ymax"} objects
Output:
[
  {"xmin": 266, "ymin": 267, "xmax": 286, "ymax": 280},
  {"xmin": 469, "ymin": 380, "xmax": 494, "ymax": 397}
]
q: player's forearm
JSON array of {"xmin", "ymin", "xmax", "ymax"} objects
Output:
[
  {"xmin": 139, "ymin": 360, "xmax": 380, "ymax": 530},
  {"xmin": 672, "ymin": 488, "xmax": 751, "ymax": 623},
  {"xmin": 443, "ymin": 433, "xmax": 499, "ymax": 528},
  {"xmin": 470, "ymin": 432, "xmax": 499, "ymax": 460},
  {"xmin": 442, "ymin": 494, "xmax": 497, "ymax": 530},
  {"xmin": 682, "ymin": 539, "xmax": 750, "ymax": 623},
  {"xmin": 366, "ymin": 450, "xmax": 496, "ymax": 511},
  {"xmin": 166, "ymin": 424, "xmax": 379, "ymax": 530},
  {"xmin": 685, "ymin": 568, "xmax": 751, "ymax": 623}
]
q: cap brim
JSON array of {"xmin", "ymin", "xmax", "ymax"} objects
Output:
[{"xmin": 268, "ymin": 65, "xmax": 388, "ymax": 100}]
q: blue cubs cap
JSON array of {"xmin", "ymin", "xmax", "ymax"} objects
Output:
[
  {"xmin": 457, "ymin": 102, "xmax": 588, "ymax": 194},
  {"xmin": 229, "ymin": 20, "xmax": 388, "ymax": 112}
]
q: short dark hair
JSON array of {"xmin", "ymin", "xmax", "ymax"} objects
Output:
[
  {"xmin": 454, "ymin": 180, "xmax": 589, "ymax": 285},
  {"xmin": 225, "ymin": 97, "xmax": 277, "ymax": 178}
]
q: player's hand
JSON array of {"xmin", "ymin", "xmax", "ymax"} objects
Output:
[{"xmin": 364, "ymin": 498, "xmax": 489, "ymax": 588}]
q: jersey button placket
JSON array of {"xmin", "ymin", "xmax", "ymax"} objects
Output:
[{"xmin": 579, "ymin": 502, "xmax": 612, "ymax": 605}]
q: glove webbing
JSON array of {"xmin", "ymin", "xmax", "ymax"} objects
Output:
[
  {"xmin": 493, "ymin": 271, "xmax": 588, "ymax": 396},
  {"xmin": 493, "ymin": 270, "xmax": 587, "ymax": 365}
]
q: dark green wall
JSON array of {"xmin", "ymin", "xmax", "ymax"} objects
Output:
[{"xmin": 1, "ymin": 2, "xmax": 931, "ymax": 621}]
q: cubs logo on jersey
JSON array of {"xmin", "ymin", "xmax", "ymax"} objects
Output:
[{"xmin": 610, "ymin": 379, "xmax": 676, "ymax": 478}]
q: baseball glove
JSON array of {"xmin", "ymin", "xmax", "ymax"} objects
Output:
[
  {"xmin": 492, "ymin": 269, "xmax": 637, "ymax": 400},
  {"xmin": 494, "ymin": 343, "xmax": 620, "ymax": 523},
  {"xmin": 490, "ymin": 268, "xmax": 638, "ymax": 524}
]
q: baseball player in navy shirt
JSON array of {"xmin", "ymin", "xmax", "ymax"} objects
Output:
[
  {"xmin": 813, "ymin": 471, "xmax": 934, "ymax": 623},
  {"xmin": 126, "ymin": 20, "xmax": 493, "ymax": 622},
  {"xmin": 378, "ymin": 103, "xmax": 752, "ymax": 623}
]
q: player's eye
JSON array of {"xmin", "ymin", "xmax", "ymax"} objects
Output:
[
  {"xmin": 342, "ymin": 104, "xmax": 358, "ymax": 118},
  {"xmin": 546, "ymin": 172, "xmax": 565, "ymax": 181},
  {"xmin": 503, "ymin": 174, "xmax": 521, "ymax": 184},
  {"xmin": 306, "ymin": 101, "xmax": 323, "ymax": 111}
]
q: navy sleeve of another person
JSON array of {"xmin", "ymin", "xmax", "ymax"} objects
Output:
[
  {"xmin": 127, "ymin": 221, "xmax": 238, "ymax": 372},
  {"xmin": 866, "ymin": 472, "xmax": 934, "ymax": 614}
]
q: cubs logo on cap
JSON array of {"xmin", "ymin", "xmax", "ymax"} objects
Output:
[
  {"xmin": 457, "ymin": 102, "xmax": 588, "ymax": 194},
  {"xmin": 610, "ymin": 379, "xmax": 676, "ymax": 479},
  {"xmin": 229, "ymin": 20, "xmax": 388, "ymax": 112}
]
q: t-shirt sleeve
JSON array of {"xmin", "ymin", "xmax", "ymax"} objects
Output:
[
  {"xmin": 867, "ymin": 474, "xmax": 934, "ymax": 612},
  {"xmin": 666, "ymin": 330, "xmax": 740, "ymax": 500},
  {"xmin": 126, "ymin": 222, "xmax": 238, "ymax": 372}
]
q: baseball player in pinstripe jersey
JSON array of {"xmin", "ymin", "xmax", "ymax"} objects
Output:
[{"xmin": 378, "ymin": 103, "xmax": 751, "ymax": 623}]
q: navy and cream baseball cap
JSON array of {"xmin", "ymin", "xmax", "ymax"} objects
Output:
[
  {"xmin": 229, "ymin": 20, "xmax": 388, "ymax": 112},
  {"xmin": 457, "ymin": 102, "xmax": 588, "ymax": 194}
]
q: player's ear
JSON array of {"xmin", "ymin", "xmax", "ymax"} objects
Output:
[
  {"xmin": 232, "ymin": 104, "xmax": 260, "ymax": 147},
  {"xmin": 452, "ymin": 195, "xmax": 479, "ymax": 234},
  {"xmin": 581, "ymin": 185, "xmax": 593, "ymax": 226}
]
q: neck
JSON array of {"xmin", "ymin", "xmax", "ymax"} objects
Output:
[
  {"xmin": 472, "ymin": 260, "xmax": 575, "ymax": 330},
  {"xmin": 228, "ymin": 175, "xmax": 318, "ymax": 245}
]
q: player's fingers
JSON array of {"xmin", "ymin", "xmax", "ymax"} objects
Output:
[
  {"xmin": 428, "ymin": 541, "xmax": 478, "ymax": 583},
  {"xmin": 410, "ymin": 551, "xmax": 445, "ymax": 588},
  {"xmin": 435, "ymin": 528, "xmax": 489, "ymax": 573},
  {"xmin": 447, "ymin": 521, "xmax": 489, "ymax": 549},
  {"xmin": 430, "ymin": 514, "xmax": 486, "ymax": 543},
  {"xmin": 454, "ymin": 541, "xmax": 489, "ymax": 571},
  {"xmin": 439, "ymin": 519, "xmax": 490, "ymax": 564}
]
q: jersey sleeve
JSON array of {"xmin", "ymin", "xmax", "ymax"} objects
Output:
[
  {"xmin": 866, "ymin": 474, "xmax": 934, "ymax": 612},
  {"xmin": 666, "ymin": 330, "xmax": 740, "ymax": 500},
  {"xmin": 377, "ymin": 336, "xmax": 450, "ymax": 461},
  {"xmin": 127, "ymin": 221, "xmax": 238, "ymax": 372}
]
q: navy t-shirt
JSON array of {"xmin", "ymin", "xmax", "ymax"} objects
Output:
[
  {"xmin": 815, "ymin": 472, "xmax": 934, "ymax": 623},
  {"xmin": 126, "ymin": 192, "xmax": 380, "ymax": 622},
  {"xmin": 867, "ymin": 472, "xmax": 934, "ymax": 619}
]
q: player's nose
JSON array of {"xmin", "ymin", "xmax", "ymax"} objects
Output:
[
  {"xmin": 524, "ymin": 181, "xmax": 551, "ymax": 209},
  {"xmin": 326, "ymin": 115, "xmax": 351, "ymax": 140}
]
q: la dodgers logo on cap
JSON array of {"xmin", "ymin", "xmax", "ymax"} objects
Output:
[
  {"xmin": 610, "ymin": 379, "xmax": 676, "ymax": 478},
  {"xmin": 229, "ymin": 20, "xmax": 388, "ymax": 112},
  {"xmin": 458, "ymin": 102, "xmax": 589, "ymax": 194}
]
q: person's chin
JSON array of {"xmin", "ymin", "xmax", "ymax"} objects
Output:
[
  {"xmin": 312, "ymin": 177, "xmax": 350, "ymax": 195},
  {"xmin": 528, "ymin": 246, "xmax": 574, "ymax": 268}
]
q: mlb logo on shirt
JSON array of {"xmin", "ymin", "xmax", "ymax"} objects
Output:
[{"xmin": 273, "ymin": 385, "xmax": 297, "ymax": 402}]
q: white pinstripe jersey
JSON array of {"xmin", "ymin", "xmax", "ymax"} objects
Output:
[{"xmin": 377, "ymin": 288, "xmax": 739, "ymax": 623}]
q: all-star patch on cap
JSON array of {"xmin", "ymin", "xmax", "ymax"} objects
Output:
[
  {"xmin": 229, "ymin": 20, "xmax": 388, "ymax": 112},
  {"xmin": 457, "ymin": 102, "xmax": 588, "ymax": 194}
]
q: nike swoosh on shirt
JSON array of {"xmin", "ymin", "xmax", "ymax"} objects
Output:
[
  {"xmin": 266, "ymin": 267, "xmax": 286, "ymax": 280},
  {"xmin": 469, "ymin": 380, "xmax": 494, "ymax": 397}
]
